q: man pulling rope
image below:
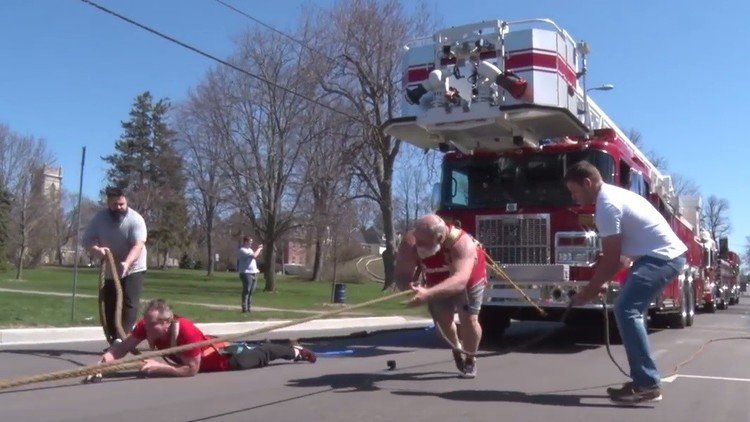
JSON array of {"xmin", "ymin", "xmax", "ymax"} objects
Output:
[
  {"xmin": 393, "ymin": 214, "xmax": 487, "ymax": 378},
  {"xmin": 87, "ymin": 299, "xmax": 316, "ymax": 381}
]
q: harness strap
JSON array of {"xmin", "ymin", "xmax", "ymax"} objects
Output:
[
  {"xmin": 442, "ymin": 226, "xmax": 462, "ymax": 250},
  {"xmin": 202, "ymin": 341, "xmax": 231, "ymax": 358}
]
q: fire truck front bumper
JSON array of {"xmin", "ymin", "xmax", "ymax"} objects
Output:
[{"xmin": 484, "ymin": 264, "xmax": 621, "ymax": 310}]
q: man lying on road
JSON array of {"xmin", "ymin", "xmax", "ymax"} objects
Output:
[{"xmin": 93, "ymin": 299, "xmax": 316, "ymax": 378}]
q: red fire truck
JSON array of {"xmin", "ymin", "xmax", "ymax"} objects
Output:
[
  {"xmin": 385, "ymin": 19, "xmax": 706, "ymax": 338},
  {"xmin": 718, "ymin": 240, "xmax": 741, "ymax": 306}
]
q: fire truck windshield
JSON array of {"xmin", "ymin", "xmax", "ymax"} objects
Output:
[{"xmin": 441, "ymin": 150, "xmax": 615, "ymax": 209}]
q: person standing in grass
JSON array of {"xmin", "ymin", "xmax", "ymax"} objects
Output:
[
  {"xmin": 237, "ymin": 236, "xmax": 263, "ymax": 313},
  {"xmin": 83, "ymin": 186, "xmax": 148, "ymax": 342}
]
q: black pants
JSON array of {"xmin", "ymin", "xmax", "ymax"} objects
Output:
[
  {"xmin": 239, "ymin": 273, "xmax": 257, "ymax": 311},
  {"xmin": 103, "ymin": 271, "xmax": 145, "ymax": 341},
  {"xmin": 228, "ymin": 343, "xmax": 296, "ymax": 370}
]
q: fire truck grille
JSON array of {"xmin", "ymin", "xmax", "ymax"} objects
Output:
[{"xmin": 476, "ymin": 215, "xmax": 550, "ymax": 264}]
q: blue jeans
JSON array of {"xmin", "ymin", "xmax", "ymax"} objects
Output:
[
  {"xmin": 240, "ymin": 273, "xmax": 258, "ymax": 311},
  {"xmin": 615, "ymin": 254, "xmax": 686, "ymax": 388}
]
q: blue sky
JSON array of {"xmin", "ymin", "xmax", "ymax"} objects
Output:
[{"xmin": 1, "ymin": 0, "xmax": 748, "ymax": 259}]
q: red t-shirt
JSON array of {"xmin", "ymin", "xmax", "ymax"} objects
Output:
[{"xmin": 131, "ymin": 317, "xmax": 231, "ymax": 372}]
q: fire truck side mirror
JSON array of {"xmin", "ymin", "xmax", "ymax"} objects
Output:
[{"xmin": 431, "ymin": 183, "xmax": 441, "ymax": 211}]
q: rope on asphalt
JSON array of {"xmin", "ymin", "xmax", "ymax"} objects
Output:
[
  {"xmin": 666, "ymin": 335, "xmax": 750, "ymax": 377},
  {"xmin": 0, "ymin": 290, "xmax": 413, "ymax": 390}
]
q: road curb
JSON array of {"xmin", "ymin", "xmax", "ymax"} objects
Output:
[{"xmin": 0, "ymin": 316, "xmax": 434, "ymax": 346}]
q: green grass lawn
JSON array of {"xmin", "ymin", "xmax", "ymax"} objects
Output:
[{"xmin": 0, "ymin": 266, "xmax": 427, "ymax": 328}]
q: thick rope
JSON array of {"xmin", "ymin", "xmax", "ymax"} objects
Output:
[
  {"xmin": 0, "ymin": 289, "xmax": 412, "ymax": 390},
  {"xmin": 601, "ymin": 299, "xmax": 630, "ymax": 377},
  {"xmin": 98, "ymin": 250, "xmax": 126, "ymax": 344}
]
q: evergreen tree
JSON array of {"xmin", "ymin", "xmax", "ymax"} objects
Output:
[{"xmin": 103, "ymin": 92, "xmax": 188, "ymax": 266}]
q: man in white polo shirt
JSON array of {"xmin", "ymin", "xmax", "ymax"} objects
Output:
[{"xmin": 564, "ymin": 161, "xmax": 687, "ymax": 404}]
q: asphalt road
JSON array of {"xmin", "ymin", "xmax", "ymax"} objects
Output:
[{"xmin": 2, "ymin": 295, "xmax": 750, "ymax": 422}]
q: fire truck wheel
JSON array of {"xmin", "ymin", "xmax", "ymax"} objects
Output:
[
  {"xmin": 478, "ymin": 308, "xmax": 510, "ymax": 344},
  {"xmin": 718, "ymin": 298, "xmax": 728, "ymax": 310},
  {"xmin": 703, "ymin": 300, "xmax": 717, "ymax": 313},
  {"xmin": 667, "ymin": 281, "xmax": 694, "ymax": 329},
  {"xmin": 685, "ymin": 282, "xmax": 695, "ymax": 327}
]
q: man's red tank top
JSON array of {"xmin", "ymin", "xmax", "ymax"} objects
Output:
[{"xmin": 419, "ymin": 226, "xmax": 487, "ymax": 289}]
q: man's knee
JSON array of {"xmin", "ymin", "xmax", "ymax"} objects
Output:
[
  {"xmin": 614, "ymin": 297, "xmax": 641, "ymax": 321},
  {"xmin": 433, "ymin": 309, "xmax": 455, "ymax": 328}
]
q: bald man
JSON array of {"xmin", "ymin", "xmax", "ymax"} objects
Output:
[{"xmin": 394, "ymin": 214, "xmax": 488, "ymax": 378}]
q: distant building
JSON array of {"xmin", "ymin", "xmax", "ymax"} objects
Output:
[{"xmin": 39, "ymin": 165, "xmax": 62, "ymax": 200}]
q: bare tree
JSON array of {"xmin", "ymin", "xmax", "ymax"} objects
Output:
[
  {"xmin": 311, "ymin": 0, "xmax": 432, "ymax": 288},
  {"xmin": 0, "ymin": 125, "xmax": 55, "ymax": 278},
  {"xmin": 627, "ymin": 128, "xmax": 700, "ymax": 197},
  {"xmin": 702, "ymin": 195, "xmax": 731, "ymax": 242},
  {"xmin": 627, "ymin": 128, "xmax": 668, "ymax": 171},
  {"xmin": 174, "ymin": 78, "xmax": 232, "ymax": 277},
  {"xmin": 672, "ymin": 174, "xmax": 701, "ymax": 197},
  {"xmin": 214, "ymin": 29, "xmax": 323, "ymax": 291},
  {"xmin": 298, "ymin": 107, "xmax": 357, "ymax": 281},
  {"xmin": 394, "ymin": 145, "xmax": 441, "ymax": 231}
]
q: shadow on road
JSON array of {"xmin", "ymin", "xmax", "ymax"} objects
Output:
[
  {"xmin": 287, "ymin": 370, "xmax": 457, "ymax": 392},
  {"xmin": 0, "ymin": 348, "xmax": 101, "ymax": 367},
  {"xmin": 184, "ymin": 388, "xmax": 334, "ymax": 422},
  {"xmin": 392, "ymin": 389, "xmax": 652, "ymax": 409}
]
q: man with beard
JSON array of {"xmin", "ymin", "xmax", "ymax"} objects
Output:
[
  {"xmin": 84, "ymin": 186, "xmax": 148, "ymax": 342},
  {"xmin": 394, "ymin": 214, "xmax": 487, "ymax": 378}
]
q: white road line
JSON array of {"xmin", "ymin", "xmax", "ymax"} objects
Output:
[
  {"xmin": 652, "ymin": 349, "xmax": 669, "ymax": 359},
  {"xmin": 662, "ymin": 374, "xmax": 750, "ymax": 383}
]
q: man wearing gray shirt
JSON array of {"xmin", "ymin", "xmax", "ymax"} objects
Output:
[
  {"xmin": 83, "ymin": 187, "xmax": 148, "ymax": 342},
  {"xmin": 237, "ymin": 236, "xmax": 263, "ymax": 313}
]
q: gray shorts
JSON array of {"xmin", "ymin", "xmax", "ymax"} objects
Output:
[{"xmin": 428, "ymin": 283, "xmax": 485, "ymax": 316}]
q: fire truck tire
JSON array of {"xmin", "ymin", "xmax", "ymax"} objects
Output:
[
  {"xmin": 666, "ymin": 281, "xmax": 693, "ymax": 329},
  {"xmin": 718, "ymin": 298, "xmax": 728, "ymax": 310},
  {"xmin": 685, "ymin": 282, "xmax": 695, "ymax": 327},
  {"xmin": 703, "ymin": 300, "xmax": 717, "ymax": 313},
  {"xmin": 478, "ymin": 308, "xmax": 510, "ymax": 342}
]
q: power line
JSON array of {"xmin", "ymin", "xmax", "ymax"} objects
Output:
[
  {"xmin": 79, "ymin": 0, "xmax": 361, "ymax": 124},
  {"xmin": 210, "ymin": 0, "xmax": 340, "ymax": 65},
  {"xmin": 212, "ymin": 0, "xmax": 305, "ymax": 49}
]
